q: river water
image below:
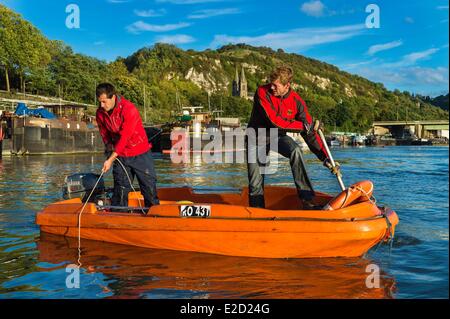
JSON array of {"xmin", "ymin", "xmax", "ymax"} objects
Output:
[{"xmin": 0, "ymin": 146, "xmax": 448, "ymax": 299}]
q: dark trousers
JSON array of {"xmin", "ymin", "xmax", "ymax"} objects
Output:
[
  {"xmin": 111, "ymin": 150, "xmax": 159, "ymax": 207},
  {"xmin": 246, "ymin": 134, "xmax": 315, "ymax": 208}
]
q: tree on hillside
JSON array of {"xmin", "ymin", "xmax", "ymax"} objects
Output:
[
  {"xmin": 0, "ymin": 5, "xmax": 51, "ymax": 92},
  {"xmin": 48, "ymin": 41, "xmax": 109, "ymax": 103}
]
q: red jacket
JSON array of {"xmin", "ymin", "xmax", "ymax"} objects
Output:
[
  {"xmin": 248, "ymin": 84, "xmax": 329, "ymax": 162},
  {"xmin": 96, "ymin": 96, "xmax": 150, "ymax": 157}
]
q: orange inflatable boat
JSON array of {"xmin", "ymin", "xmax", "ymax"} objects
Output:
[{"xmin": 36, "ymin": 181, "xmax": 399, "ymax": 258}]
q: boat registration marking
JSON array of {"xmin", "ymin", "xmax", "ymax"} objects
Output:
[{"xmin": 180, "ymin": 205, "xmax": 211, "ymax": 218}]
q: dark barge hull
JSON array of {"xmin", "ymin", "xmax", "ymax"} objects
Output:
[
  {"xmin": 4, "ymin": 117, "xmax": 104, "ymax": 155},
  {"xmin": 144, "ymin": 127, "xmax": 247, "ymax": 154}
]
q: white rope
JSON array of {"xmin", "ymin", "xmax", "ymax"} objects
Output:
[
  {"xmin": 76, "ymin": 157, "xmax": 147, "ymax": 267},
  {"xmin": 325, "ymin": 183, "xmax": 377, "ymax": 211},
  {"xmin": 77, "ymin": 171, "xmax": 105, "ymax": 267},
  {"xmin": 353, "ymin": 185, "xmax": 377, "ymax": 205}
]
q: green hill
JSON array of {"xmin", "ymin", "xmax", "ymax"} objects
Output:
[
  {"xmin": 0, "ymin": 4, "xmax": 448, "ymax": 132},
  {"xmin": 416, "ymin": 93, "xmax": 449, "ymax": 111}
]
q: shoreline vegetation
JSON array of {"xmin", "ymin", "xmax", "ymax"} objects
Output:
[{"xmin": 0, "ymin": 4, "xmax": 448, "ymax": 134}]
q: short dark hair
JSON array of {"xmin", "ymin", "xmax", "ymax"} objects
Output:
[{"xmin": 96, "ymin": 83, "xmax": 116, "ymax": 98}]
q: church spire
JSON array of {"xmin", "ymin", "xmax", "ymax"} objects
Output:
[
  {"xmin": 232, "ymin": 66, "xmax": 239, "ymax": 96},
  {"xmin": 239, "ymin": 66, "xmax": 247, "ymax": 99},
  {"xmin": 240, "ymin": 66, "xmax": 246, "ymax": 83}
]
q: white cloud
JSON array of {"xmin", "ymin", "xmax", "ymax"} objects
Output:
[
  {"xmin": 343, "ymin": 58, "xmax": 378, "ymax": 70},
  {"xmin": 211, "ymin": 24, "xmax": 366, "ymax": 51},
  {"xmin": 380, "ymin": 48, "xmax": 440, "ymax": 68},
  {"xmin": 401, "ymin": 48, "xmax": 439, "ymax": 65},
  {"xmin": 155, "ymin": 34, "xmax": 196, "ymax": 44},
  {"xmin": 156, "ymin": 0, "xmax": 224, "ymax": 4},
  {"xmin": 134, "ymin": 9, "xmax": 167, "ymax": 17},
  {"xmin": 404, "ymin": 17, "xmax": 414, "ymax": 24},
  {"xmin": 127, "ymin": 21, "xmax": 191, "ymax": 34},
  {"xmin": 437, "ymin": 5, "xmax": 449, "ymax": 10},
  {"xmin": 94, "ymin": 41, "xmax": 105, "ymax": 46},
  {"xmin": 300, "ymin": 0, "xmax": 326, "ymax": 17},
  {"xmin": 357, "ymin": 66, "xmax": 449, "ymax": 88},
  {"xmin": 367, "ymin": 40, "xmax": 403, "ymax": 56},
  {"xmin": 188, "ymin": 8, "xmax": 241, "ymax": 19},
  {"xmin": 346, "ymin": 47, "xmax": 448, "ymax": 94}
]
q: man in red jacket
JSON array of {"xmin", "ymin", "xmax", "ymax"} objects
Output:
[
  {"xmin": 246, "ymin": 66, "xmax": 338, "ymax": 209},
  {"xmin": 96, "ymin": 83, "xmax": 159, "ymax": 210}
]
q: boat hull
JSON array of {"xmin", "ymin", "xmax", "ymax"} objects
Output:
[
  {"xmin": 6, "ymin": 117, "xmax": 104, "ymax": 155},
  {"xmin": 36, "ymin": 187, "xmax": 399, "ymax": 258}
]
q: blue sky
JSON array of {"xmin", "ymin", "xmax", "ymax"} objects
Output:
[{"xmin": 1, "ymin": 0, "xmax": 448, "ymax": 96}]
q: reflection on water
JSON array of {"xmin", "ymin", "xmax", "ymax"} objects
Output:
[
  {"xmin": 0, "ymin": 146, "xmax": 448, "ymax": 298},
  {"xmin": 36, "ymin": 233, "xmax": 396, "ymax": 299}
]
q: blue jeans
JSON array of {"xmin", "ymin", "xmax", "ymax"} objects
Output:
[
  {"xmin": 111, "ymin": 150, "xmax": 159, "ymax": 207},
  {"xmin": 246, "ymin": 134, "xmax": 315, "ymax": 208}
]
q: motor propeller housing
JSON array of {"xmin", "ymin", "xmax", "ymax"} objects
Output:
[{"xmin": 62, "ymin": 173, "xmax": 106, "ymax": 202}]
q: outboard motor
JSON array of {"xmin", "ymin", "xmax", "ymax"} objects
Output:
[{"xmin": 62, "ymin": 173, "xmax": 106, "ymax": 203}]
